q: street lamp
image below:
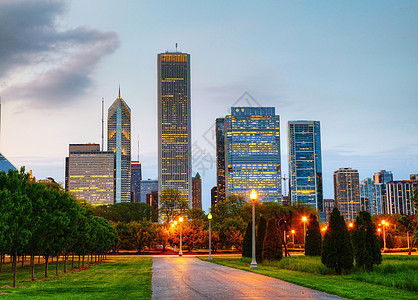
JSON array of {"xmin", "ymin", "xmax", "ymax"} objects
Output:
[
  {"xmin": 208, "ymin": 213, "xmax": 212, "ymax": 260},
  {"xmin": 381, "ymin": 220, "xmax": 388, "ymax": 251},
  {"xmin": 302, "ymin": 216, "xmax": 307, "ymax": 247},
  {"xmin": 348, "ymin": 222, "xmax": 354, "ymax": 230},
  {"xmin": 291, "ymin": 229, "xmax": 295, "ymax": 244},
  {"xmin": 249, "ymin": 190, "xmax": 258, "ymax": 270},
  {"xmin": 179, "ymin": 216, "xmax": 184, "ymax": 256}
]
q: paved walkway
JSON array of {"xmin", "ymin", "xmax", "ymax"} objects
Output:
[{"xmin": 152, "ymin": 256, "xmax": 344, "ymax": 299}]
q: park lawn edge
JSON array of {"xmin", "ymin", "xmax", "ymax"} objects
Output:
[{"xmin": 198, "ymin": 256, "xmax": 416, "ymax": 300}]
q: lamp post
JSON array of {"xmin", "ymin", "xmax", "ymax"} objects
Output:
[
  {"xmin": 291, "ymin": 230, "xmax": 295, "ymax": 244},
  {"xmin": 208, "ymin": 213, "xmax": 212, "ymax": 260},
  {"xmin": 381, "ymin": 220, "xmax": 387, "ymax": 251},
  {"xmin": 302, "ymin": 216, "xmax": 307, "ymax": 247},
  {"xmin": 249, "ymin": 190, "xmax": 258, "ymax": 270},
  {"xmin": 179, "ymin": 217, "xmax": 184, "ymax": 256}
]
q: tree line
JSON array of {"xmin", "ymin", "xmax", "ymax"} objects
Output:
[{"xmin": 0, "ymin": 169, "xmax": 118, "ymax": 287}]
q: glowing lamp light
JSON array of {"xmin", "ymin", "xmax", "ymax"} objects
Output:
[
  {"xmin": 349, "ymin": 222, "xmax": 353, "ymax": 228},
  {"xmin": 171, "ymin": 224, "xmax": 174, "ymax": 228},
  {"xmin": 250, "ymin": 190, "xmax": 258, "ymax": 202},
  {"xmin": 381, "ymin": 220, "xmax": 386, "ymax": 225},
  {"xmin": 291, "ymin": 230, "xmax": 295, "ymax": 234},
  {"xmin": 377, "ymin": 228, "xmax": 381, "ymax": 232},
  {"xmin": 208, "ymin": 213, "xmax": 212, "ymax": 220},
  {"xmin": 174, "ymin": 220, "xmax": 178, "ymax": 225},
  {"xmin": 302, "ymin": 216, "xmax": 307, "ymax": 222},
  {"xmin": 179, "ymin": 217, "xmax": 184, "ymax": 222}
]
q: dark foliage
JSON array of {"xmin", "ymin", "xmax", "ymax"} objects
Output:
[
  {"xmin": 256, "ymin": 216, "xmax": 267, "ymax": 261},
  {"xmin": 262, "ymin": 218, "xmax": 283, "ymax": 261},
  {"xmin": 305, "ymin": 213, "xmax": 322, "ymax": 256},
  {"xmin": 242, "ymin": 221, "xmax": 252, "ymax": 258},
  {"xmin": 94, "ymin": 202, "xmax": 157, "ymax": 223}
]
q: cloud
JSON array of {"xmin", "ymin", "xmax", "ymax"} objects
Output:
[{"xmin": 0, "ymin": 0, "xmax": 120, "ymax": 108}]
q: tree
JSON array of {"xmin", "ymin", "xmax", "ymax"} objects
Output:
[
  {"xmin": 321, "ymin": 207, "xmax": 353, "ymax": 274},
  {"xmin": 242, "ymin": 221, "xmax": 252, "ymax": 258},
  {"xmin": 305, "ymin": 213, "xmax": 322, "ymax": 256},
  {"xmin": 127, "ymin": 220, "xmax": 156, "ymax": 253},
  {"xmin": 160, "ymin": 189, "xmax": 188, "ymax": 222},
  {"xmin": 352, "ymin": 211, "xmax": 382, "ymax": 272},
  {"xmin": 155, "ymin": 224, "xmax": 170, "ymax": 252},
  {"xmin": 256, "ymin": 216, "xmax": 267, "ymax": 261},
  {"xmin": 262, "ymin": 218, "xmax": 282, "ymax": 261},
  {"xmin": 93, "ymin": 202, "xmax": 157, "ymax": 223},
  {"xmin": 399, "ymin": 188, "xmax": 418, "ymax": 255}
]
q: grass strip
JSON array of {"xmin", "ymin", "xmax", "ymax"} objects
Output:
[
  {"xmin": 200, "ymin": 256, "xmax": 417, "ymax": 300},
  {"xmin": 0, "ymin": 257, "xmax": 152, "ymax": 299}
]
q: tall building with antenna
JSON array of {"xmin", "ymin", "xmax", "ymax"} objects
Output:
[
  {"xmin": 157, "ymin": 50, "xmax": 192, "ymax": 214},
  {"xmin": 108, "ymin": 87, "xmax": 131, "ymax": 203}
]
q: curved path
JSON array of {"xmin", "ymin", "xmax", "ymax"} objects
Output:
[{"xmin": 152, "ymin": 256, "xmax": 344, "ymax": 299}]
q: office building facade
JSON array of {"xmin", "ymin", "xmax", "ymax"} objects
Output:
[
  {"xmin": 216, "ymin": 118, "xmax": 226, "ymax": 202},
  {"xmin": 0, "ymin": 153, "xmax": 16, "ymax": 173},
  {"xmin": 385, "ymin": 180, "xmax": 417, "ymax": 215},
  {"xmin": 333, "ymin": 168, "xmax": 360, "ymax": 222},
  {"xmin": 108, "ymin": 89, "xmax": 131, "ymax": 203},
  {"xmin": 373, "ymin": 170, "xmax": 393, "ymax": 214},
  {"xmin": 192, "ymin": 172, "xmax": 202, "ymax": 209},
  {"xmin": 140, "ymin": 179, "xmax": 158, "ymax": 203},
  {"xmin": 360, "ymin": 178, "xmax": 383, "ymax": 216},
  {"xmin": 131, "ymin": 161, "xmax": 142, "ymax": 202},
  {"xmin": 157, "ymin": 51, "xmax": 192, "ymax": 211},
  {"xmin": 66, "ymin": 144, "xmax": 115, "ymax": 206},
  {"xmin": 323, "ymin": 199, "xmax": 335, "ymax": 223},
  {"xmin": 288, "ymin": 121, "xmax": 323, "ymax": 213},
  {"xmin": 224, "ymin": 107, "xmax": 282, "ymax": 202}
]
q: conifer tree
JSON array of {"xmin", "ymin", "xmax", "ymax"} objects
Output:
[
  {"xmin": 262, "ymin": 218, "xmax": 282, "ymax": 261},
  {"xmin": 256, "ymin": 216, "xmax": 266, "ymax": 261},
  {"xmin": 321, "ymin": 207, "xmax": 353, "ymax": 274},
  {"xmin": 242, "ymin": 221, "xmax": 252, "ymax": 258},
  {"xmin": 305, "ymin": 213, "xmax": 322, "ymax": 256},
  {"xmin": 352, "ymin": 211, "xmax": 382, "ymax": 272}
]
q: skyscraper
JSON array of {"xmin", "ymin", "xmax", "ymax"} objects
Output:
[
  {"xmin": 66, "ymin": 144, "xmax": 115, "ymax": 206},
  {"xmin": 360, "ymin": 178, "xmax": 383, "ymax": 216},
  {"xmin": 140, "ymin": 179, "xmax": 158, "ymax": 203},
  {"xmin": 108, "ymin": 88, "xmax": 131, "ymax": 203},
  {"xmin": 333, "ymin": 168, "xmax": 360, "ymax": 222},
  {"xmin": 373, "ymin": 170, "xmax": 393, "ymax": 214},
  {"xmin": 131, "ymin": 161, "xmax": 142, "ymax": 202},
  {"xmin": 385, "ymin": 180, "xmax": 417, "ymax": 215},
  {"xmin": 223, "ymin": 107, "xmax": 282, "ymax": 202},
  {"xmin": 192, "ymin": 172, "xmax": 202, "ymax": 209},
  {"xmin": 0, "ymin": 153, "xmax": 16, "ymax": 173},
  {"xmin": 157, "ymin": 51, "xmax": 192, "ymax": 211},
  {"xmin": 216, "ymin": 118, "xmax": 226, "ymax": 203},
  {"xmin": 288, "ymin": 121, "xmax": 323, "ymax": 214}
]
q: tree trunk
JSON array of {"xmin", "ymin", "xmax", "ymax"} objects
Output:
[
  {"xmin": 13, "ymin": 251, "xmax": 17, "ymax": 288},
  {"xmin": 45, "ymin": 256, "xmax": 49, "ymax": 278},
  {"xmin": 72, "ymin": 253, "xmax": 74, "ymax": 269},
  {"xmin": 82, "ymin": 255, "xmax": 85, "ymax": 267},
  {"xmin": 78, "ymin": 255, "xmax": 80, "ymax": 268},
  {"xmin": 408, "ymin": 239, "xmax": 414, "ymax": 255},
  {"xmin": 56, "ymin": 255, "xmax": 59, "ymax": 276},
  {"xmin": 0, "ymin": 254, "xmax": 3, "ymax": 272},
  {"xmin": 21, "ymin": 256, "xmax": 24, "ymax": 268},
  {"xmin": 64, "ymin": 254, "xmax": 67, "ymax": 273},
  {"xmin": 31, "ymin": 254, "xmax": 35, "ymax": 281},
  {"xmin": 38, "ymin": 255, "xmax": 40, "ymax": 265}
]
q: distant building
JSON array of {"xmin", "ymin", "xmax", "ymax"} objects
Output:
[
  {"xmin": 158, "ymin": 51, "xmax": 192, "ymax": 214},
  {"xmin": 373, "ymin": 170, "xmax": 393, "ymax": 214},
  {"xmin": 222, "ymin": 107, "xmax": 282, "ymax": 202},
  {"xmin": 140, "ymin": 179, "xmax": 158, "ymax": 203},
  {"xmin": 323, "ymin": 199, "xmax": 335, "ymax": 223},
  {"xmin": 288, "ymin": 121, "xmax": 323, "ymax": 216},
  {"xmin": 108, "ymin": 88, "xmax": 131, "ymax": 203},
  {"xmin": 333, "ymin": 168, "xmax": 360, "ymax": 222},
  {"xmin": 66, "ymin": 144, "xmax": 115, "ymax": 206},
  {"xmin": 147, "ymin": 191, "xmax": 159, "ymax": 212},
  {"xmin": 360, "ymin": 178, "xmax": 383, "ymax": 216},
  {"xmin": 192, "ymin": 172, "xmax": 202, "ymax": 209},
  {"xmin": 211, "ymin": 186, "xmax": 218, "ymax": 208},
  {"xmin": 410, "ymin": 174, "xmax": 418, "ymax": 181},
  {"xmin": 131, "ymin": 161, "xmax": 142, "ymax": 202},
  {"xmin": 216, "ymin": 118, "xmax": 226, "ymax": 202},
  {"xmin": 385, "ymin": 180, "xmax": 417, "ymax": 215},
  {"xmin": 38, "ymin": 177, "xmax": 56, "ymax": 184},
  {"xmin": 0, "ymin": 153, "xmax": 16, "ymax": 173}
]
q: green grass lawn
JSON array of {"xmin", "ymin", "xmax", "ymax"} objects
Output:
[
  {"xmin": 201, "ymin": 255, "xmax": 418, "ymax": 300},
  {"xmin": 0, "ymin": 257, "xmax": 152, "ymax": 299}
]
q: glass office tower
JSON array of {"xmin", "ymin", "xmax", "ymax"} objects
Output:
[
  {"xmin": 157, "ymin": 52, "xmax": 192, "ymax": 209},
  {"xmin": 360, "ymin": 178, "xmax": 383, "ymax": 216},
  {"xmin": 224, "ymin": 107, "xmax": 282, "ymax": 202},
  {"xmin": 334, "ymin": 167, "xmax": 361, "ymax": 222},
  {"xmin": 288, "ymin": 121, "xmax": 323, "ymax": 213},
  {"xmin": 216, "ymin": 117, "xmax": 226, "ymax": 203},
  {"xmin": 108, "ymin": 89, "xmax": 131, "ymax": 203}
]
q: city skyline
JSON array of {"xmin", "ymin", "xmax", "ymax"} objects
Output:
[{"xmin": 1, "ymin": 1, "xmax": 417, "ymax": 212}]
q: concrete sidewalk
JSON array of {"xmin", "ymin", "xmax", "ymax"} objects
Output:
[{"xmin": 152, "ymin": 256, "xmax": 344, "ymax": 299}]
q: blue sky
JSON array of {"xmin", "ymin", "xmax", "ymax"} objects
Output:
[{"xmin": 1, "ymin": 0, "xmax": 417, "ymax": 212}]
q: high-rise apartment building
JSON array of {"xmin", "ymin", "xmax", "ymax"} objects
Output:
[
  {"xmin": 373, "ymin": 170, "xmax": 393, "ymax": 214},
  {"xmin": 323, "ymin": 199, "xmax": 335, "ymax": 223},
  {"xmin": 157, "ymin": 51, "xmax": 192, "ymax": 212},
  {"xmin": 108, "ymin": 89, "xmax": 131, "ymax": 203},
  {"xmin": 211, "ymin": 186, "xmax": 218, "ymax": 208},
  {"xmin": 222, "ymin": 107, "xmax": 282, "ymax": 202},
  {"xmin": 66, "ymin": 144, "xmax": 115, "ymax": 206},
  {"xmin": 216, "ymin": 118, "xmax": 226, "ymax": 202},
  {"xmin": 385, "ymin": 180, "xmax": 417, "ymax": 215},
  {"xmin": 131, "ymin": 161, "xmax": 142, "ymax": 202},
  {"xmin": 288, "ymin": 121, "xmax": 323, "ymax": 213},
  {"xmin": 140, "ymin": 179, "xmax": 158, "ymax": 203},
  {"xmin": 360, "ymin": 178, "xmax": 383, "ymax": 216},
  {"xmin": 192, "ymin": 172, "xmax": 202, "ymax": 209},
  {"xmin": 333, "ymin": 168, "xmax": 360, "ymax": 222}
]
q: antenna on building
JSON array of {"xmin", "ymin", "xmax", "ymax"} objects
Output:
[
  {"xmin": 138, "ymin": 135, "xmax": 140, "ymax": 162},
  {"xmin": 175, "ymin": 43, "xmax": 178, "ymax": 52},
  {"xmin": 101, "ymin": 97, "xmax": 104, "ymax": 151}
]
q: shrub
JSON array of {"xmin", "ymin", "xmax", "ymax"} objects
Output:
[
  {"xmin": 242, "ymin": 221, "xmax": 252, "ymax": 258},
  {"xmin": 321, "ymin": 207, "xmax": 353, "ymax": 274},
  {"xmin": 256, "ymin": 216, "xmax": 267, "ymax": 261},
  {"xmin": 263, "ymin": 218, "xmax": 282, "ymax": 261},
  {"xmin": 305, "ymin": 213, "xmax": 322, "ymax": 256}
]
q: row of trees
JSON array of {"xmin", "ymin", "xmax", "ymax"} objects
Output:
[{"xmin": 0, "ymin": 169, "xmax": 118, "ymax": 287}]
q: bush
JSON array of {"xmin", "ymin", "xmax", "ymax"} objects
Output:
[
  {"xmin": 321, "ymin": 207, "xmax": 353, "ymax": 274},
  {"xmin": 256, "ymin": 216, "xmax": 267, "ymax": 261},
  {"xmin": 305, "ymin": 214, "xmax": 322, "ymax": 256},
  {"xmin": 263, "ymin": 218, "xmax": 282, "ymax": 261},
  {"xmin": 242, "ymin": 221, "xmax": 252, "ymax": 258},
  {"xmin": 386, "ymin": 233, "xmax": 394, "ymax": 249}
]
